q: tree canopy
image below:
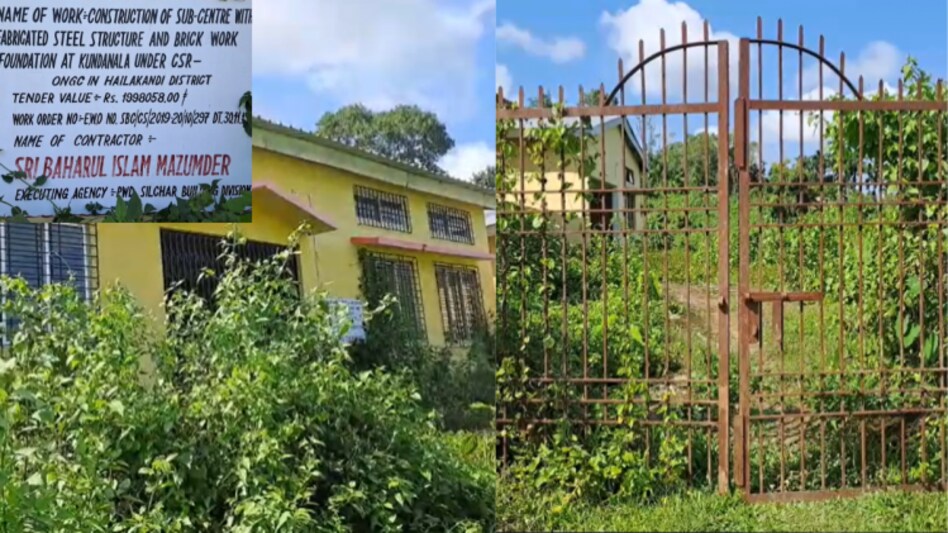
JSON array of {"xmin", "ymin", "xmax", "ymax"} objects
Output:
[
  {"xmin": 471, "ymin": 165, "xmax": 496, "ymax": 190},
  {"xmin": 314, "ymin": 104, "xmax": 455, "ymax": 174}
]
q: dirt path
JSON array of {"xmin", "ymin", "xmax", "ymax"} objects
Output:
[{"xmin": 665, "ymin": 282, "xmax": 740, "ymax": 351}]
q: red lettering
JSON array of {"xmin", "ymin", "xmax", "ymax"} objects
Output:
[{"xmin": 220, "ymin": 154, "xmax": 230, "ymax": 176}]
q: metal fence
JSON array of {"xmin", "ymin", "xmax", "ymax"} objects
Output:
[{"xmin": 496, "ymin": 17, "xmax": 947, "ymax": 502}]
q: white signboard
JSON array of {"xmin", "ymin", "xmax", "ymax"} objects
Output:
[
  {"xmin": 329, "ymin": 298, "xmax": 366, "ymax": 344},
  {"xmin": 0, "ymin": 0, "xmax": 251, "ymax": 217}
]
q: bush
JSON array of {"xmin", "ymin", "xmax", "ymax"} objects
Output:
[
  {"xmin": 349, "ymin": 250, "xmax": 495, "ymax": 432},
  {"xmin": 0, "ymin": 231, "xmax": 493, "ymax": 531}
]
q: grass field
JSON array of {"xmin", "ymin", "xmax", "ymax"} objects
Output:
[{"xmin": 497, "ymin": 485, "xmax": 948, "ymax": 532}]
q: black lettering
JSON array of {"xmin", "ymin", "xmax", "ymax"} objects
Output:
[
  {"xmin": 210, "ymin": 31, "xmax": 238, "ymax": 47},
  {"xmin": 13, "ymin": 135, "xmax": 43, "ymax": 148},
  {"xmin": 12, "ymin": 113, "xmax": 34, "ymax": 126}
]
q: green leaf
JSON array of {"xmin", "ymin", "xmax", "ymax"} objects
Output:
[
  {"xmin": 108, "ymin": 400, "xmax": 125, "ymax": 416},
  {"xmin": 903, "ymin": 324, "xmax": 920, "ymax": 347},
  {"xmin": 127, "ymin": 191, "xmax": 143, "ymax": 221},
  {"xmin": 114, "ymin": 195, "xmax": 127, "ymax": 221}
]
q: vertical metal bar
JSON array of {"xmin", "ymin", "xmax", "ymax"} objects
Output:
[
  {"xmin": 638, "ymin": 39, "xmax": 651, "ymax": 444},
  {"xmin": 837, "ymin": 51, "xmax": 847, "ymax": 488},
  {"xmin": 682, "ymin": 22, "xmax": 694, "ymax": 483},
  {"xmin": 716, "ymin": 39, "xmax": 731, "ymax": 495},
  {"xmin": 736, "ymin": 36, "xmax": 752, "ymax": 495},
  {"xmin": 599, "ymin": 84, "xmax": 609, "ymax": 407},
  {"xmin": 817, "ymin": 34, "xmax": 828, "ymax": 491},
  {"xmin": 937, "ymin": 80, "xmax": 946, "ymax": 487},
  {"xmin": 704, "ymin": 21, "xmax": 714, "ymax": 487},
  {"xmin": 877, "ymin": 79, "xmax": 887, "ymax": 487},
  {"xmin": 538, "ymin": 86, "xmax": 550, "ymax": 379},
  {"xmin": 797, "ymin": 25, "xmax": 808, "ymax": 491},
  {"xmin": 559, "ymin": 86, "xmax": 570, "ymax": 401},
  {"xmin": 660, "ymin": 29, "xmax": 672, "ymax": 382},
  {"xmin": 857, "ymin": 75, "xmax": 867, "ymax": 489},
  {"xmin": 579, "ymin": 85, "xmax": 590, "ymax": 424},
  {"xmin": 517, "ymin": 86, "xmax": 527, "ymax": 446},
  {"xmin": 896, "ymin": 79, "xmax": 907, "ymax": 486}
]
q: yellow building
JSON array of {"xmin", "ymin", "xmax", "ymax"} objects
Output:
[
  {"xmin": 16, "ymin": 121, "xmax": 495, "ymax": 345},
  {"xmin": 11, "ymin": 118, "xmax": 494, "ymax": 348},
  {"xmin": 503, "ymin": 117, "xmax": 645, "ymax": 232}
]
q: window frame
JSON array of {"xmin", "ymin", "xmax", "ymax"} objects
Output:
[
  {"xmin": 1, "ymin": 223, "xmax": 92, "ymax": 299},
  {"xmin": 361, "ymin": 252, "xmax": 427, "ymax": 340},
  {"xmin": 158, "ymin": 229, "xmax": 300, "ymax": 306},
  {"xmin": 434, "ymin": 263, "xmax": 485, "ymax": 345},
  {"xmin": 353, "ymin": 186, "xmax": 412, "ymax": 233},
  {"xmin": 0, "ymin": 223, "xmax": 97, "ymax": 342},
  {"xmin": 427, "ymin": 203, "xmax": 475, "ymax": 245}
]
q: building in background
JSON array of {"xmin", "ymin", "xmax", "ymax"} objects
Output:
[
  {"xmin": 501, "ymin": 117, "xmax": 645, "ymax": 233},
  {"xmin": 1, "ymin": 119, "xmax": 494, "ymax": 348},
  {"xmin": 251, "ymin": 119, "xmax": 495, "ymax": 346}
]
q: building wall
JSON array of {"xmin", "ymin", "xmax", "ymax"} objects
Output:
[
  {"xmin": 516, "ymin": 128, "xmax": 644, "ymax": 228},
  {"xmin": 97, "ymin": 215, "xmax": 309, "ymax": 325},
  {"xmin": 252, "ymin": 146, "xmax": 495, "ymax": 346}
]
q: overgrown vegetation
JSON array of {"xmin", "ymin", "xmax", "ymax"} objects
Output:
[
  {"xmin": 498, "ymin": 484, "xmax": 948, "ymax": 532},
  {"xmin": 496, "ymin": 56, "xmax": 948, "ymax": 518},
  {"xmin": 0, "ymin": 228, "xmax": 493, "ymax": 531},
  {"xmin": 349, "ymin": 250, "xmax": 495, "ymax": 432}
]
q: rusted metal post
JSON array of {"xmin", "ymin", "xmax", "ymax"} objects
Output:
[
  {"xmin": 736, "ymin": 37, "xmax": 752, "ymax": 496},
  {"xmin": 716, "ymin": 39, "xmax": 731, "ymax": 495}
]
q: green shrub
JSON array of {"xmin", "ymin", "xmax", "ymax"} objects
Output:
[
  {"xmin": 0, "ymin": 230, "xmax": 493, "ymax": 532},
  {"xmin": 349, "ymin": 250, "xmax": 495, "ymax": 432}
]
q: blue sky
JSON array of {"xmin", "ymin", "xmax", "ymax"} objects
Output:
[
  {"xmin": 252, "ymin": 0, "xmax": 496, "ymax": 181},
  {"xmin": 497, "ymin": 0, "xmax": 947, "ymax": 162},
  {"xmin": 251, "ymin": 0, "xmax": 945, "ymax": 179}
]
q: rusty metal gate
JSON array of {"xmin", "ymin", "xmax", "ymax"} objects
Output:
[{"xmin": 496, "ymin": 17, "xmax": 947, "ymax": 502}]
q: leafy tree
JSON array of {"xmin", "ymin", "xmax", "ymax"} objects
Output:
[
  {"xmin": 314, "ymin": 104, "xmax": 455, "ymax": 174},
  {"xmin": 645, "ymin": 132, "xmax": 764, "ymax": 195},
  {"xmin": 824, "ymin": 57, "xmax": 947, "ymax": 220},
  {"xmin": 471, "ymin": 165, "xmax": 496, "ymax": 189}
]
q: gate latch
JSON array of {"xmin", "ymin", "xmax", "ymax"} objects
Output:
[{"xmin": 744, "ymin": 292, "xmax": 823, "ymax": 348}]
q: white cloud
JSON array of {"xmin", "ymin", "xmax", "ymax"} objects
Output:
[
  {"xmin": 440, "ymin": 142, "xmax": 495, "ymax": 180},
  {"xmin": 496, "ymin": 23, "xmax": 586, "ymax": 63},
  {"xmin": 253, "ymin": 0, "xmax": 494, "ymax": 115},
  {"xmin": 801, "ymin": 41, "xmax": 902, "ymax": 93},
  {"xmin": 600, "ymin": 0, "xmax": 739, "ymax": 101},
  {"xmin": 496, "ymin": 64, "xmax": 514, "ymax": 97}
]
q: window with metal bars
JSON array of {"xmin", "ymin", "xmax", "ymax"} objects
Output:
[
  {"xmin": 590, "ymin": 189, "xmax": 614, "ymax": 230},
  {"xmin": 354, "ymin": 186, "xmax": 412, "ymax": 232},
  {"xmin": 159, "ymin": 229, "xmax": 299, "ymax": 304},
  {"xmin": 434, "ymin": 263, "xmax": 485, "ymax": 344},
  {"xmin": 361, "ymin": 252, "xmax": 426, "ymax": 339},
  {"xmin": 2, "ymin": 223, "xmax": 98, "ymax": 335},
  {"xmin": 427, "ymin": 203, "xmax": 475, "ymax": 244}
]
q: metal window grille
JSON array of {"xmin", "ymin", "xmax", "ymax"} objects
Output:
[
  {"xmin": 1, "ymin": 223, "xmax": 99, "ymax": 336},
  {"xmin": 434, "ymin": 263, "xmax": 484, "ymax": 344},
  {"xmin": 159, "ymin": 229, "xmax": 299, "ymax": 304},
  {"xmin": 354, "ymin": 186, "xmax": 412, "ymax": 233},
  {"xmin": 428, "ymin": 203, "xmax": 475, "ymax": 244},
  {"xmin": 589, "ymin": 189, "xmax": 614, "ymax": 229},
  {"xmin": 362, "ymin": 252, "xmax": 426, "ymax": 339}
]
